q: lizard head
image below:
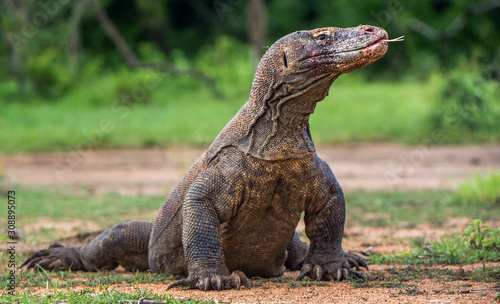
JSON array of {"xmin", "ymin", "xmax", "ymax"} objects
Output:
[
  {"xmin": 250, "ymin": 25, "xmax": 396, "ymax": 105},
  {"xmin": 282, "ymin": 25, "xmax": 390, "ymax": 76}
]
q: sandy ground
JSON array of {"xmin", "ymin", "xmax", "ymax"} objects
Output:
[
  {"xmin": 22, "ymin": 263, "xmax": 500, "ymax": 304},
  {"xmin": 2, "ymin": 143, "xmax": 500, "ymax": 303},
  {"xmin": 2, "ymin": 143, "xmax": 500, "ymax": 195}
]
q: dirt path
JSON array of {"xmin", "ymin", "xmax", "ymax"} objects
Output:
[
  {"xmin": 2, "ymin": 143, "xmax": 500, "ymax": 195},
  {"xmin": 2, "ymin": 143, "xmax": 500, "ymax": 303},
  {"xmin": 22, "ymin": 262, "xmax": 500, "ymax": 304},
  {"xmin": 149, "ymin": 263, "xmax": 500, "ymax": 304}
]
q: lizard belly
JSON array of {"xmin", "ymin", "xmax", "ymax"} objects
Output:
[
  {"xmin": 220, "ymin": 167, "xmax": 307, "ymax": 277},
  {"xmin": 221, "ymin": 210, "xmax": 301, "ymax": 277}
]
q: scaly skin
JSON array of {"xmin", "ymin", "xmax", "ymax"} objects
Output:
[{"xmin": 22, "ymin": 25, "xmax": 391, "ymax": 291}]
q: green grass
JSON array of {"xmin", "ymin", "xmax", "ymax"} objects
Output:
[
  {"xmin": 4, "ymin": 267, "xmax": 496, "ymax": 302},
  {"xmin": 347, "ymin": 174, "xmax": 500, "ymax": 266},
  {"xmin": 455, "ymin": 171, "xmax": 500, "ymax": 205},
  {"xmin": 311, "ymin": 78, "xmax": 435, "ymax": 143},
  {"xmin": 9, "ymin": 186, "xmax": 164, "ymax": 225},
  {"xmin": 1, "ymin": 99, "xmax": 240, "ymax": 153},
  {"xmin": 5, "ymin": 270, "xmax": 179, "ymax": 289},
  {"xmin": 2, "ymin": 184, "xmax": 499, "ymax": 240},
  {"xmin": 2, "ymin": 287, "xmax": 208, "ymax": 304},
  {"xmin": 3, "ymin": 69, "xmax": 499, "ymax": 153},
  {"xmin": 0, "ymin": 260, "xmax": 204, "ymax": 303},
  {"xmin": 1, "ymin": 78, "xmax": 436, "ymax": 153},
  {"xmin": 345, "ymin": 189, "xmax": 500, "ymax": 228},
  {"xmin": 1, "ymin": 184, "xmax": 499, "ymax": 302},
  {"xmin": 369, "ymin": 229, "xmax": 500, "ymax": 265},
  {"xmin": 0, "ymin": 187, "xmax": 165, "ymax": 246}
]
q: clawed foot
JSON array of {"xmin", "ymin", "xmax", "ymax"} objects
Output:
[
  {"xmin": 20, "ymin": 243, "xmax": 84, "ymax": 271},
  {"xmin": 344, "ymin": 252, "xmax": 369, "ymax": 272},
  {"xmin": 166, "ymin": 270, "xmax": 251, "ymax": 291},
  {"xmin": 297, "ymin": 253, "xmax": 368, "ymax": 282}
]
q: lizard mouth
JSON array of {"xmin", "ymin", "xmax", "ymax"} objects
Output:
[
  {"xmin": 367, "ymin": 35, "xmax": 404, "ymax": 48},
  {"xmin": 364, "ymin": 35, "xmax": 404, "ymax": 50},
  {"xmin": 337, "ymin": 35, "xmax": 404, "ymax": 55}
]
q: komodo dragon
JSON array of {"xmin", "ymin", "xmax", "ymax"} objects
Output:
[{"xmin": 22, "ymin": 25, "xmax": 401, "ymax": 291}]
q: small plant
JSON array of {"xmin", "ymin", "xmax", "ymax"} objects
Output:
[
  {"xmin": 463, "ymin": 219, "xmax": 500, "ymax": 250},
  {"xmin": 369, "ymin": 219, "xmax": 500, "ymax": 265}
]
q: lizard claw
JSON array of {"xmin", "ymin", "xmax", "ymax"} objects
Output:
[
  {"xmin": 344, "ymin": 252, "xmax": 369, "ymax": 271},
  {"xmin": 343, "ymin": 268, "xmax": 349, "ymax": 280},
  {"xmin": 211, "ymin": 274, "xmax": 222, "ymax": 291},
  {"xmin": 298, "ymin": 264, "xmax": 329, "ymax": 281},
  {"xmin": 166, "ymin": 270, "xmax": 250, "ymax": 291},
  {"xmin": 230, "ymin": 270, "xmax": 243, "ymax": 290},
  {"xmin": 20, "ymin": 243, "xmax": 85, "ymax": 271},
  {"xmin": 20, "ymin": 249, "xmax": 50, "ymax": 269},
  {"xmin": 297, "ymin": 263, "xmax": 312, "ymax": 280},
  {"xmin": 314, "ymin": 265, "xmax": 323, "ymax": 280},
  {"xmin": 166, "ymin": 278, "xmax": 196, "ymax": 290},
  {"xmin": 297, "ymin": 257, "xmax": 366, "ymax": 282},
  {"xmin": 200, "ymin": 277, "xmax": 210, "ymax": 291}
]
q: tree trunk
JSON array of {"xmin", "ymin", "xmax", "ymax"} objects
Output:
[
  {"xmin": 67, "ymin": 0, "xmax": 91, "ymax": 68},
  {"xmin": 91, "ymin": 0, "xmax": 215, "ymax": 87},
  {"xmin": 1, "ymin": 0, "xmax": 29, "ymax": 92},
  {"xmin": 247, "ymin": 0, "xmax": 267, "ymax": 67}
]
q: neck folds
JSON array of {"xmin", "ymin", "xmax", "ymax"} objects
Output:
[{"xmin": 234, "ymin": 75, "xmax": 336, "ymax": 160}]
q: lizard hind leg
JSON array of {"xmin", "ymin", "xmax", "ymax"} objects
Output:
[
  {"xmin": 22, "ymin": 220, "xmax": 154, "ymax": 272},
  {"xmin": 21, "ymin": 242, "xmax": 88, "ymax": 271},
  {"xmin": 285, "ymin": 232, "xmax": 309, "ymax": 271},
  {"xmin": 81, "ymin": 220, "xmax": 153, "ymax": 271}
]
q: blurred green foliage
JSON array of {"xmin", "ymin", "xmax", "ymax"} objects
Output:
[
  {"xmin": 0, "ymin": 0, "xmax": 499, "ymax": 150},
  {"xmin": 27, "ymin": 48, "xmax": 75, "ymax": 98},
  {"xmin": 429, "ymin": 72, "xmax": 500, "ymax": 143},
  {"xmin": 2, "ymin": 0, "xmax": 499, "ymax": 93},
  {"xmin": 455, "ymin": 171, "xmax": 500, "ymax": 205}
]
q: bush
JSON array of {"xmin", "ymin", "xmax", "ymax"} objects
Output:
[
  {"xmin": 27, "ymin": 48, "xmax": 75, "ymax": 99},
  {"xmin": 429, "ymin": 72, "xmax": 499, "ymax": 143},
  {"xmin": 195, "ymin": 36, "xmax": 255, "ymax": 101}
]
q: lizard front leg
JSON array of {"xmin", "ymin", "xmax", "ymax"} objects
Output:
[
  {"xmin": 298, "ymin": 166, "xmax": 367, "ymax": 281},
  {"xmin": 167, "ymin": 162, "xmax": 250, "ymax": 291}
]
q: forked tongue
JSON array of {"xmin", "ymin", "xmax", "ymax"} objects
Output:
[{"xmin": 382, "ymin": 35, "xmax": 405, "ymax": 42}]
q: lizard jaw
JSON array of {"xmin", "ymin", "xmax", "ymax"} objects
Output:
[
  {"xmin": 337, "ymin": 35, "xmax": 404, "ymax": 56},
  {"xmin": 332, "ymin": 40, "xmax": 387, "ymax": 56}
]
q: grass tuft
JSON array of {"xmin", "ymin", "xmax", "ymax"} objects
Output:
[
  {"xmin": 369, "ymin": 219, "xmax": 500, "ymax": 265},
  {"xmin": 455, "ymin": 172, "xmax": 500, "ymax": 206},
  {"xmin": 2, "ymin": 288, "xmax": 209, "ymax": 303}
]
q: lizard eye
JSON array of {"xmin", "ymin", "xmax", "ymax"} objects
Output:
[{"xmin": 316, "ymin": 33, "xmax": 328, "ymax": 42}]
